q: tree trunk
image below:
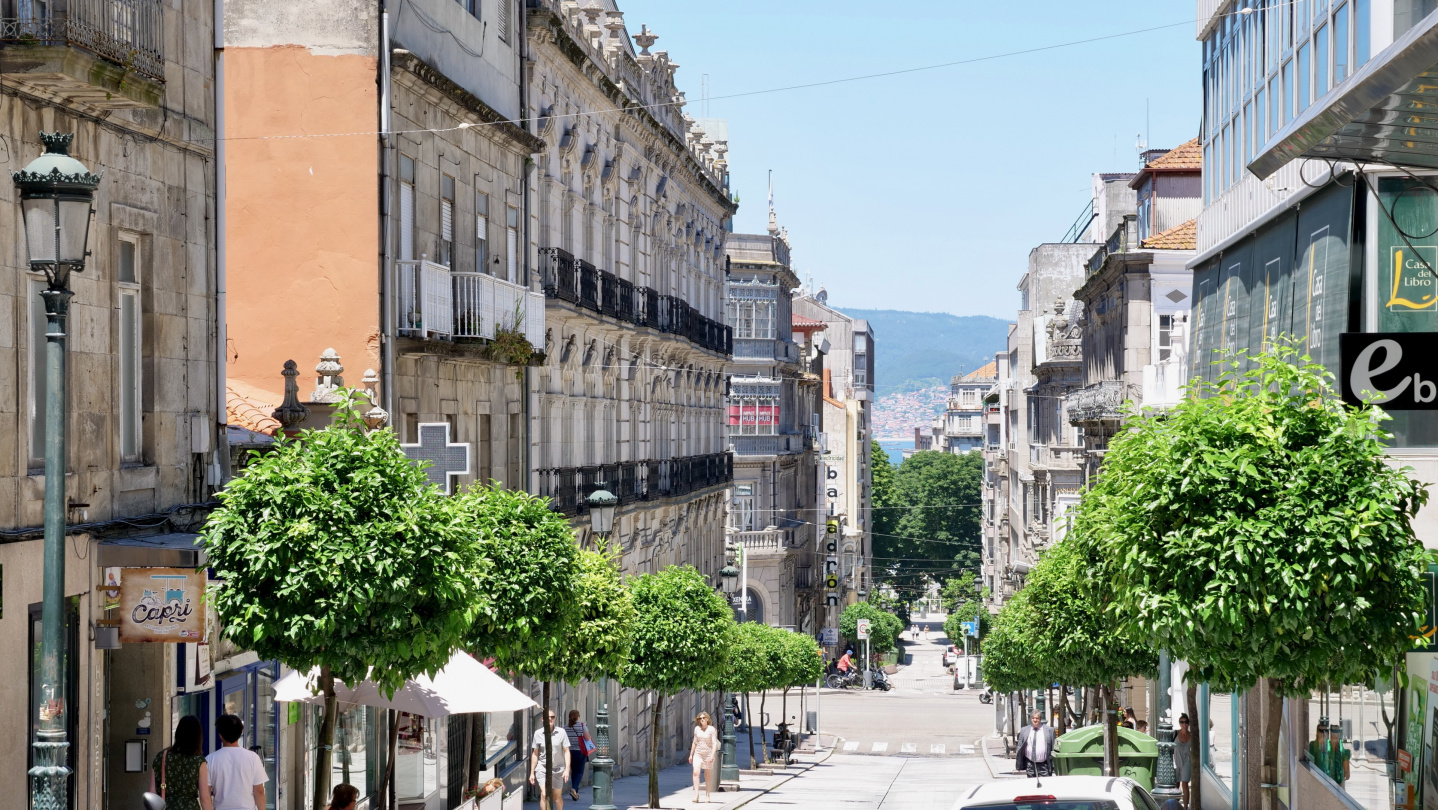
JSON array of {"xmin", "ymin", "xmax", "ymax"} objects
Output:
[
  {"xmin": 759, "ymin": 690, "xmax": 768, "ymax": 762},
  {"xmin": 314, "ymin": 666, "xmax": 337, "ymax": 810},
  {"xmin": 745, "ymin": 692, "xmax": 756, "ymax": 770},
  {"xmin": 544, "ymin": 682, "xmax": 554, "ymax": 810},
  {"xmin": 781, "ymin": 687, "xmax": 790, "ymax": 734},
  {"xmin": 467, "ymin": 714, "xmax": 484, "ymax": 792},
  {"xmin": 1186, "ymin": 681, "xmax": 1200, "ymax": 798},
  {"xmin": 649, "ymin": 692, "xmax": 664, "ymax": 808},
  {"xmin": 1102, "ymin": 682, "xmax": 1119, "ymax": 778},
  {"xmin": 1057, "ymin": 686, "xmax": 1071, "ymax": 736},
  {"xmin": 1260, "ymin": 678, "xmax": 1285, "ymax": 810}
]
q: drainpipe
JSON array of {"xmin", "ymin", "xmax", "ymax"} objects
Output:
[
  {"xmin": 214, "ymin": 0, "xmax": 231, "ymax": 482},
  {"xmin": 379, "ymin": 5, "xmax": 396, "ymax": 416},
  {"xmin": 520, "ymin": 0, "xmax": 535, "ymax": 494}
]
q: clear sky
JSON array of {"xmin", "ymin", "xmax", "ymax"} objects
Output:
[{"xmin": 616, "ymin": 0, "xmax": 1202, "ymax": 318}]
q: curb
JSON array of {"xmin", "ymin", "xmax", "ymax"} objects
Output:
[
  {"xmin": 716, "ymin": 740, "xmax": 836, "ymax": 810},
  {"xmin": 979, "ymin": 735, "xmax": 1021, "ymax": 781}
]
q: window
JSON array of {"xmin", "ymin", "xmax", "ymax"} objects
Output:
[
  {"xmin": 1314, "ymin": 24, "xmax": 1329, "ymax": 97},
  {"xmin": 28, "ymin": 278, "xmax": 46, "ymax": 468},
  {"xmin": 476, "ymin": 191, "xmax": 489, "ymax": 274},
  {"xmin": 506, "ymin": 206, "xmax": 519, "ymax": 283},
  {"xmin": 118, "ymin": 235, "xmax": 142, "ymax": 462},
  {"xmin": 1282, "ymin": 59, "xmax": 1293, "ymax": 125},
  {"xmin": 1158, "ymin": 314, "xmax": 1174, "ymax": 361},
  {"xmin": 1202, "ymin": 689, "xmax": 1237, "ymax": 793},
  {"xmin": 728, "ymin": 396, "xmax": 778, "ymax": 436},
  {"xmin": 1355, "ymin": 0, "xmax": 1369, "ymax": 65},
  {"xmin": 732, "ymin": 484, "xmax": 755, "ymax": 530},
  {"xmin": 854, "ymin": 354, "xmax": 868, "ymax": 387},
  {"xmin": 460, "ymin": 0, "xmax": 477, "ymax": 15},
  {"xmin": 497, "ymin": 0, "xmax": 510, "ymax": 42},
  {"xmin": 1297, "ymin": 42, "xmax": 1310, "ymax": 112},
  {"xmin": 727, "ymin": 299, "xmax": 776, "ymax": 340},
  {"xmin": 1334, "ymin": 4, "xmax": 1349, "ymax": 83},
  {"xmin": 439, "ymin": 174, "xmax": 454, "ymax": 267},
  {"xmin": 399, "ymin": 154, "xmax": 415, "ymax": 261},
  {"xmin": 476, "ymin": 414, "xmax": 491, "ymax": 485}
]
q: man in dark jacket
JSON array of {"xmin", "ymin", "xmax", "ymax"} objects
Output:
[{"xmin": 1015, "ymin": 711, "xmax": 1056, "ymax": 777}]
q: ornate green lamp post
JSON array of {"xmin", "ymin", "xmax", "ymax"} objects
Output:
[
  {"xmin": 15, "ymin": 131, "xmax": 100, "ymax": 810},
  {"xmin": 586, "ymin": 486, "xmax": 619, "ymax": 810},
  {"xmin": 718, "ymin": 561, "xmax": 741, "ymax": 787}
]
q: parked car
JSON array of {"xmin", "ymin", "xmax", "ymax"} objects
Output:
[
  {"xmin": 941, "ymin": 645, "xmax": 958, "ymax": 668},
  {"xmin": 953, "ymin": 775, "xmax": 1161, "ymax": 810}
]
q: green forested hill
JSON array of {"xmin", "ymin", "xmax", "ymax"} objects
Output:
[{"xmin": 841, "ymin": 309, "xmax": 1010, "ymax": 393}]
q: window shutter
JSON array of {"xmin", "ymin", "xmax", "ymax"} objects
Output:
[
  {"xmin": 507, "ymin": 225, "xmax": 518, "ymax": 283},
  {"xmin": 441, "ymin": 198, "xmax": 454, "ymax": 243},
  {"xmin": 477, "ymin": 214, "xmax": 488, "ymax": 273},
  {"xmin": 400, "ymin": 181, "xmax": 415, "ymax": 261}
]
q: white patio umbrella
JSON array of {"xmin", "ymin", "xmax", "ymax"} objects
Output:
[{"xmin": 273, "ymin": 649, "xmax": 535, "ymax": 716}]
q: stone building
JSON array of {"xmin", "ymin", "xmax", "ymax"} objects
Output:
[
  {"xmin": 723, "ymin": 222, "xmax": 823, "ymax": 632},
  {"xmin": 524, "ymin": 0, "xmax": 735, "ymax": 777},
  {"xmin": 1069, "ymin": 141, "xmax": 1199, "ymax": 481},
  {"xmin": 0, "ymin": 2, "xmax": 223, "ymax": 808},
  {"xmin": 944, "ymin": 362, "xmax": 998, "ymax": 454},
  {"xmin": 793, "ymin": 292, "xmax": 874, "ymax": 621}
]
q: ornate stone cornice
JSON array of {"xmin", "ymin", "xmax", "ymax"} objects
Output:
[{"xmin": 392, "ymin": 51, "xmax": 546, "ymax": 153}]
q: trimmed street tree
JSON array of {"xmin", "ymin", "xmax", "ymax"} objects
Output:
[
  {"xmin": 622, "ymin": 566, "xmax": 737, "ymax": 808},
  {"xmin": 839, "ymin": 601, "xmax": 903, "ymax": 658},
  {"xmin": 726, "ymin": 622, "xmax": 774, "ymax": 767},
  {"xmin": 1076, "ymin": 347, "xmax": 1431, "ymax": 808},
  {"xmin": 485, "ymin": 542, "xmax": 631, "ymax": 795},
  {"xmin": 203, "ymin": 398, "xmax": 484, "ymax": 810},
  {"xmin": 777, "ymin": 629, "xmax": 824, "ymax": 750}
]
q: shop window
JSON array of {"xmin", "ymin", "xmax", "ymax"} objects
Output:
[
  {"xmin": 397, "ymin": 713, "xmax": 445, "ymax": 802},
  {"xmin": 1303, "ymin": 683, "xmax": 1394, "ymax": 809},
  {"xmin": 1202, "ymin": 687, "xmax": 1237, "ymax": 795},
  {"xmin": 482, "ymin": 709, "xmax": 522, "ymax": 770},
  {"xmin": 331, "ymin": 705, "xmax": 381, "ymax": 801}
]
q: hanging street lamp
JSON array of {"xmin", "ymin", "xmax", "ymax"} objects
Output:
[
  {"xmin": 15, "ymin": 131, "xmax": 100, "ymax": 810},
  {"xmin": 586, "ymin": 486, "xmax": 619, "ymax": 810}
]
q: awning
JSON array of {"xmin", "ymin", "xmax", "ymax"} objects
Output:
[
  {"xmin": 273, "ymin": 650, "xmax": 536, "ymax": 716},
  {"xmin": 1250, "ymin": 9, "xmax": 1438, "ymax": 178},
  {"xmin": 98, "ymin": 532, "xmax": 204, "ymax": 568}
]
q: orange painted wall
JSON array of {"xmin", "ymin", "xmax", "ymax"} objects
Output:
[{"xmin": 225, "ymin": 45, "xmax": 379, "ymax": 401}]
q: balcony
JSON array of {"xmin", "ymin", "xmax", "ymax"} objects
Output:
[
  {"xmin": 729, "ymin": 433, "xmax": 806, "ymax": 456},
  {"xmin": 0, "ymin": 0, "xmax": 165, "ymax": 109},
  {"xmin": 1067, "ymin": 381, "xmax": 1126, "ymax": 425},
  {"xmin": 539, "ymin": 247, "xmax": 732, "ymax": 356},
  {"xmin": 1029, "ymin": 444, "xmax": 1084, "ymax": 470},
  {"xmin": 733, "ymin": 523, "xmax": 805, "ymax": 554},
  {"xmin": 397, "ymin": 259, "xmax": 545, "ymax": 350},
  {"xmin": 536, "ymin": 452, "xmax": 733, "ymax": 516}
]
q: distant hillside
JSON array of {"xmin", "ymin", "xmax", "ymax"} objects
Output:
[{"xmin": 840, "ymin": 309, "xmax": 1010, "ymax": 394}]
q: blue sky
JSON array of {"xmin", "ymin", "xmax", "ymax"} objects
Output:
[{"xmin": 618, "ymin": 0, "xmax": 1202, "ymax": 318}]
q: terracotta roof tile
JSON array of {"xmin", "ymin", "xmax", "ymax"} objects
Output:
[
  {"xmin": 962, "ymin": 360, "xmax": 998, "ymax": 381},
  {"xmin": 791, "ymin": 314, "xmax": 825, "ymax": 330},
  {"xmin": 226, "ymin": 382, "xmax": 282, "ymax": 437},
  {"xmin": 1141, "ymin": 218, "xmax": 1197, "ymax": 250},
  {"xmin": 1147, "ymin": 137, "xmax": 1201, "ymax": 170}
]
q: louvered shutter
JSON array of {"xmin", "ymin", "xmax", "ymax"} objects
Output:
[{"xmin": 400, "ymin": 181, "xmax": 414, "ymax": 261}]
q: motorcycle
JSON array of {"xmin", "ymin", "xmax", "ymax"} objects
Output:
[
  {"xmin": 979, "ymin": 685, "xmax": 994, "ymax": 704},
  {"xmin": 869, "ymin": 669, "xmax": 893, "ymax": 692}
]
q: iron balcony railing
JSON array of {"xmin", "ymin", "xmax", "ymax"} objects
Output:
[
  {"xmin": 536, "ymin": 452, "xmax": 734, "ymax": 516},
  {"xmin": 0, "ymin": 0, "xmax": 164, "ymax": 81},
  {"xmin": 538, "ymin": 246, "xmax": 732, "ymax": 355}
]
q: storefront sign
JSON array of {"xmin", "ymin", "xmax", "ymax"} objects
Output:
[
  {"xmin": 119, "ymin": 568, "xmax": 206, "ymax": 643},
  {"xmin": 727, "ymin": 404, "xmax": 778, "ymax": 426},
  {"xmin": 1341, "ymin": 333, "xmax": 1438, "ymax": 409}
]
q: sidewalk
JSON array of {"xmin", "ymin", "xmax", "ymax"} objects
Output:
[{"xmin": 523, "ymin": 737, "xmax": 836, "ymax": 810}]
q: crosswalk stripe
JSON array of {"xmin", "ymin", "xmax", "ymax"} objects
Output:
[
  {"xmin": 871, "ymin": 742, "xmax": 888, "ymax": 752},
  {"xmin": 843, "ymin": 741, "xmax": 860, "ymax": 751},
  {"xmin": 959, "ymin": 744, "xmax": 976, "ymax": 754},
  {"xmin": 901, "ymin": 743, "xmax": 918, "ymax": 753},
  {"xmin": 930, "ymin": 744, "xmax": 946, "ymax": 754}
]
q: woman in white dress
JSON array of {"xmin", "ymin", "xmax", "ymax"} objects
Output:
[{"xmin": 689, "ymin": 712, "xmax": 720, "ymax": 803}]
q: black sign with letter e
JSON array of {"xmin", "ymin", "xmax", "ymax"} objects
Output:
[{"xmin": 1341, "ymin": 332, "xmax": 1438, "ymax": 409}]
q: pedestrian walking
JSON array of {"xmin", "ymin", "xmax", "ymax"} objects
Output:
[
  {"xmin": 689, "ymin": 712, "xmax": 720, "ymax": 803},
  {"xmin": 150, "ymin": 715, "xmax": 212, "ymax": 810},
  {"xmin": 206, "ymin": 714, "xmax": 268, "ymax": 810},
  {"xmin": 565, "ymin": 709, "xmax": 591, "ymax": 801},
  {"xmin": 1015, "ymin": 711, "xmax": 1055, "ymax": 778},
  {"xmin": 326, "ymin": 784, "xmax": 359, "ymax": 810},
  {"xmin": 1174, "ymin": 713, "xmax": 1194, "ymax": 809},
  {"xmin": 1122, "ymin": 707, "xmax": 1137, "ymax": 729},
  {"xmin": 530, "ymin": 710, "xmax": 571, "ymax": 810}
]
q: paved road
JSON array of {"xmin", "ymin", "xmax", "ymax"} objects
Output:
[
  {"xmin": 743, "ymin": 754, "xmax": 993, "ymax": 810},
  {"xmin": 805, "ymin": 630, "xmax": 996, "ymax": 759}
]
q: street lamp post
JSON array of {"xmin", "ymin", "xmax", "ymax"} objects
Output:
[
  {"xmin": 586, "ymin": 487, "xmax": 619, "ymax": 810},
  {"xmin": 15, "ymin": 131, "xmax": 100, "ymax": 810},
  {"xmin": 1151, "ymin": 650, "xmax": 1182, "ymax": 801},
  {"xmin": 718, "ymin": 560, "xmax": 741, "ymax": 788}
]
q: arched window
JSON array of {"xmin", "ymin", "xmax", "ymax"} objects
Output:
[{"xmin": 739, "ymin": 588, "xmax": 764, "ymax": 624}]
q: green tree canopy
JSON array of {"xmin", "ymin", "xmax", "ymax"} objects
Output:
[
  {"xmin": 203, "ymin": 398, "xmax": 483, "ymax": 808},
  {"xmin": 621, "ymin": 565, "xmax": 737, "ymax": 807},
  {"xmin": 979, "ymin": 590, "xmax": 1046, "ymax": 694},
  {"xmin": 873, "ymin": 450, "xmax": 983, "ymax": 600},
  {"xmin": 500, "ymin": 543, "xmax": 633, "ymax": 684},
  {"xmin": 941, "ymin": 575, "xmax": 992, "ymax": 641},
  {"xmin": 727, "ymin": 622, "xmax": 778, "ymax": 695},
  {"xmin": 778, "ymin": 628, "xmax": 825, "ymax": 688},
  {"xmin": 1075, "ymin": 346, "xmax": 1432, "ymax": 802},
  {"xmin": 838, "ymin": 601, "xmax": 903, "ymax": 654}
]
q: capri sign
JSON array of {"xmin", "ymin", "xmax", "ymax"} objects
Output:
[{"xmin": 119, "ymin": 568, "xmax": 207, "ymax": 643}]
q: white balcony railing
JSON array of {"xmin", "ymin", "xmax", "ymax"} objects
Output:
[{"xmin": 398, "ymin": 260, "xmax": 545, "ymax": 349}]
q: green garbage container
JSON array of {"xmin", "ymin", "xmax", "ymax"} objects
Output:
[{"xmin": 1051, "ymin": 726, "xmax": 1159, "ymax": 791}]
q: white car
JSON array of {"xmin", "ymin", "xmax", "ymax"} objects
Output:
[
  {"xmin": 954, "ymin": 775, "xmax": 1164, "ymax": 810},
  {"xmin": 942, "ymin": 645, "xmax": 958, "ymax": 668}
]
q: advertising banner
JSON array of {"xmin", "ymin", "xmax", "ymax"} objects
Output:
[{"xmin": 119, "ymin": 568, "xmax": 206, "ymax": 643}]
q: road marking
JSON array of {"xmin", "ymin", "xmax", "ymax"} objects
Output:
[
  {"xmin": 959, "ymin": 744, "xmax": 976, "ymax": 754},
  {"xmin": 871, "ymin": 742, "xmax": 888, "ymax": 752},
  {"xmin": 843, "ymin": 741, "xmax": 860, "ymax": 751},
  {"xmin": 901, "ymin": 742, "xmax": 918, "ymax": 753},
  {"xmin": 930, "ymin": 744, "xmax": 946, "ymax": 754}
]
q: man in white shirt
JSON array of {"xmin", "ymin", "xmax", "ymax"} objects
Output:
[
  {"xmin": 1015, "ymin": 711, "xmax": 1055, "ymax": 778},
  {"xmin": 530, "ymin": 709, "xmax": 571, "ymax": 810},
  {"xmin": 207, "ymin": 714, "xmax": 269, "ymax": 810}
]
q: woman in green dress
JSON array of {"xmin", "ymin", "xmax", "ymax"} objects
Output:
[{"xmin": 150, "ymin": 715, "xmax": 213, "ymax": 810}]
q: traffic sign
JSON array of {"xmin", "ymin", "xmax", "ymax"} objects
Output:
[
  {"xmin": 820, "ymin": 627, "xmax": 839, "ymax": 646},
  {"xmin": 856, "ymin": 619, "xmax": 871, "ymax": 640},
  {"xmin": 961, "ymin": 621, "xmax": 979, "ymax": 637}
]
